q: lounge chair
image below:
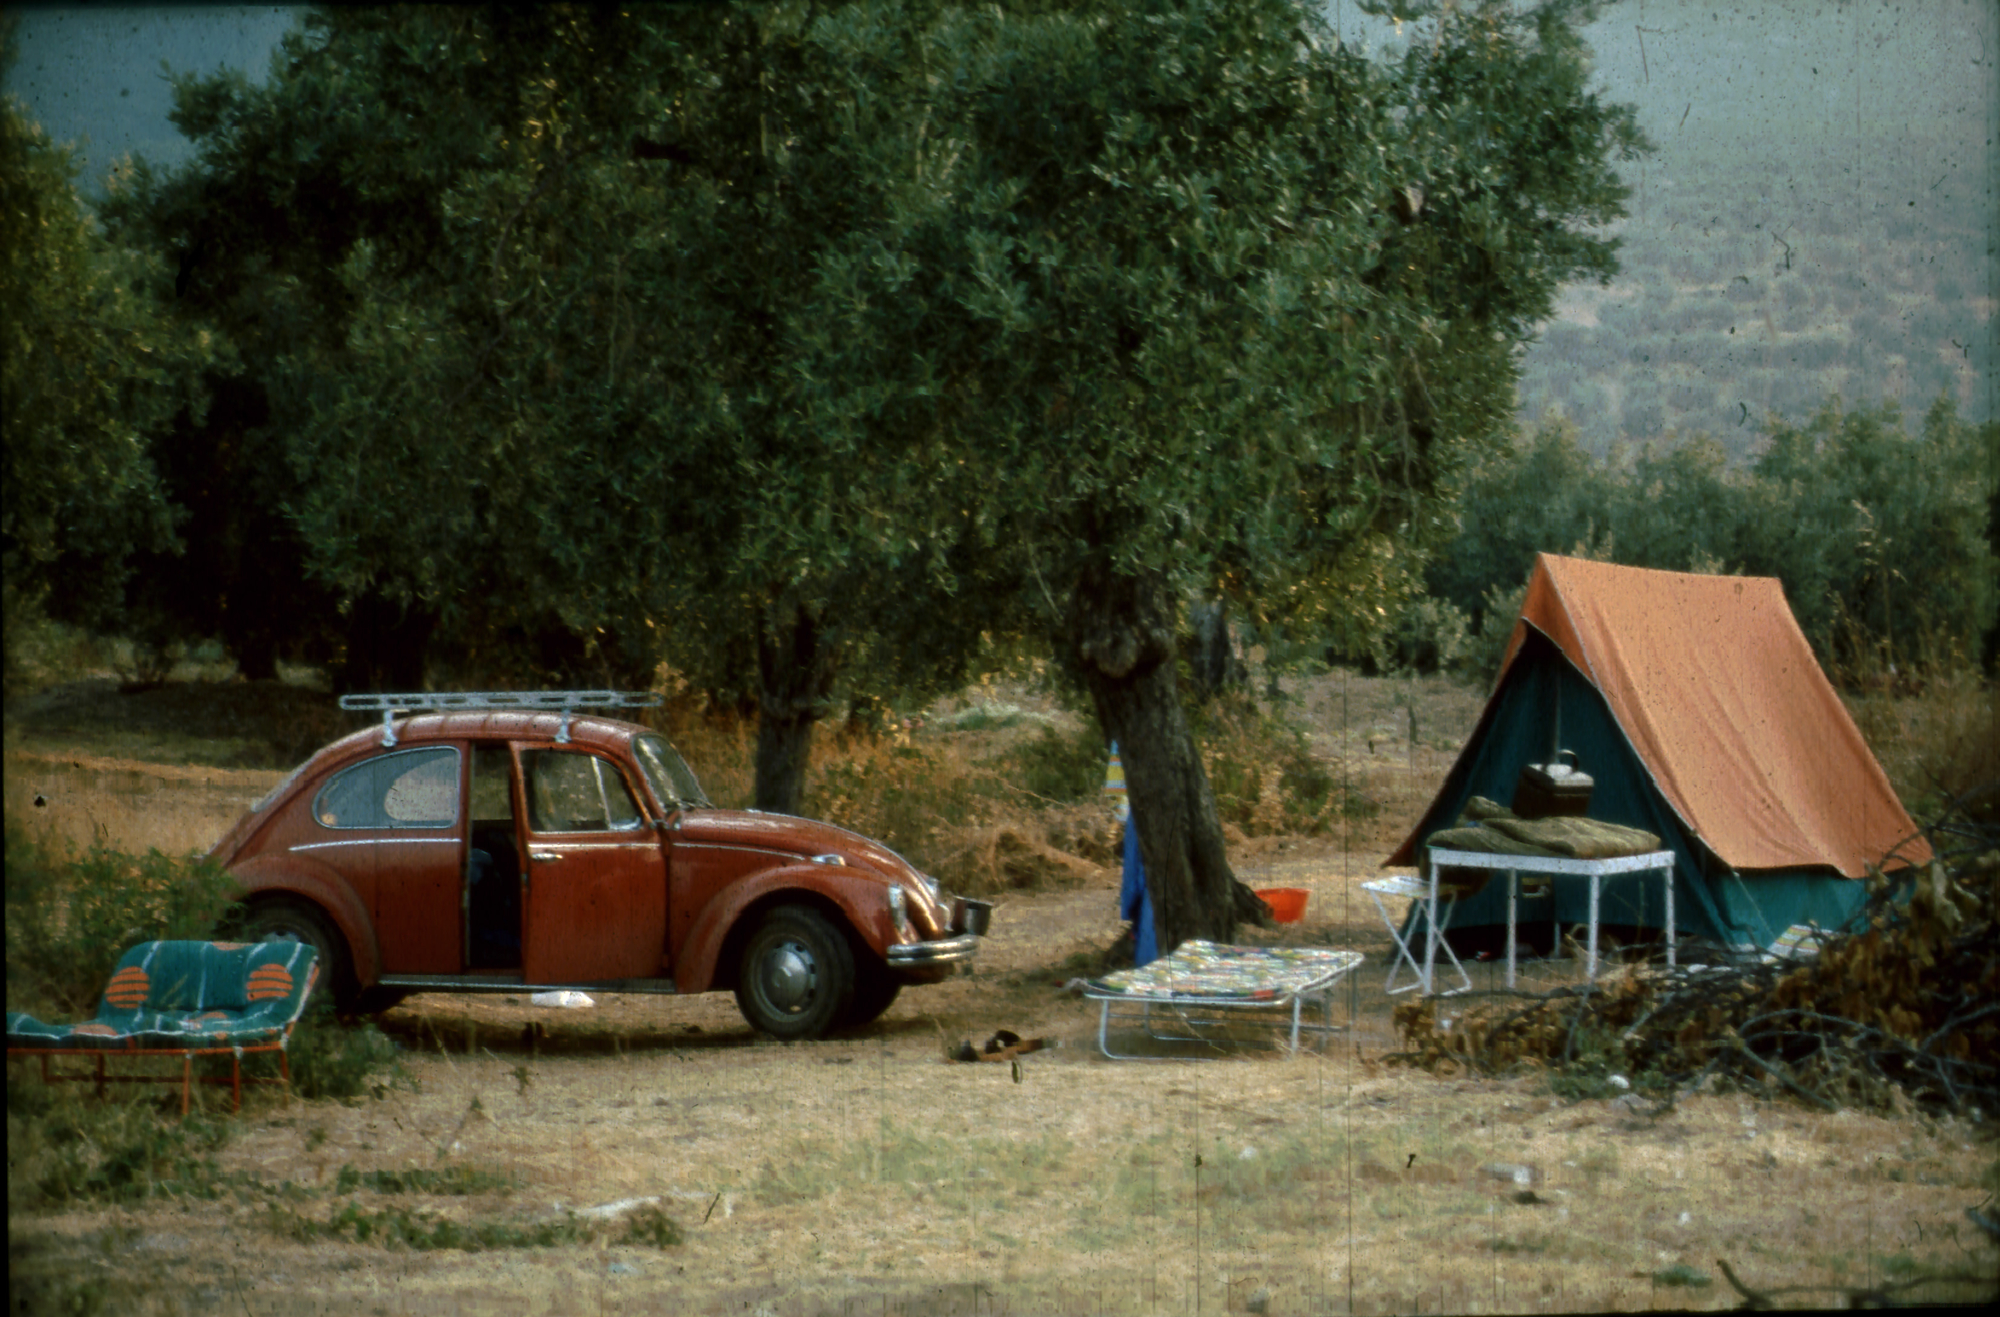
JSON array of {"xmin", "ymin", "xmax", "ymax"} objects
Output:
[{"xmin": 7, "ymin": 940, "xmax": 319, "ymax": 1113}]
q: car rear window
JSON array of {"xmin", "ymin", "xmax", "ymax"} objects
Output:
[{"xmin": 313, "ymin": 747, "xmax": 461, "ymax": 829}]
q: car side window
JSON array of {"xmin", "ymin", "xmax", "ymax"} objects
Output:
[
  {"xmin": 314, "ymin": 747, "xmax": 461, "ymax": 829},
  {"xmin": 522, "ymin": 751, "xmax": 644, "ymax": 833}
]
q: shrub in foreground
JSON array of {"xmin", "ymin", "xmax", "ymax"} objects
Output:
[{"xmin": 4, "ymin": 826, "xmax": 238, "ymax": 1017}]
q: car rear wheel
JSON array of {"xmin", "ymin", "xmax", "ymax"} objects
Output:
[
  {"xmin": 235, "ymin": 897, "xmax": 356, "ymax": 1012},
  {"xmin": 734, "ymin": 906, "xmax": 854, "ymax": 1041}
]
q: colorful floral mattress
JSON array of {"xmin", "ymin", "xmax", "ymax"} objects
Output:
[{"xmin": 1084, "ymin": 941, "xmax": 1365, "ymax": 1002}]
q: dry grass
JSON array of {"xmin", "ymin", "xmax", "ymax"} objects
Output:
[
  {"xmin": 2, "ymin": 749, "xmax": 281, "ymax": 857},
  {"xmin": 8, "ymin": 666, "xmax": 1996, "ymax": 1315},
  {"xmin": 11, "ymin": 985, "xmax": 1994, "ymax": 1315},
  {"xmin": 1844, "ymin": 668, "xmax": 2000, "ymax": 833}
]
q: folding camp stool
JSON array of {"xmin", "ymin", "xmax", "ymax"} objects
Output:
[{"xmin": 1361, "ymin": 869, "xmax": 1483, "ymax": 997}]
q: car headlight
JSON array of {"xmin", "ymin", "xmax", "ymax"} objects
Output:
[{"xmin": 888, "ymin": 883, "xmax": 911, "ymax": 937}]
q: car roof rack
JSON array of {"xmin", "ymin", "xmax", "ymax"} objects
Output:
[{"xmin": 337, "ymin": 691, "xmax": 662, "ymax": 747}]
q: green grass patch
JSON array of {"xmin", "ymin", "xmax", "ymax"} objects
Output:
[
  {"xmin": 755, "ymin": 1120, "xmax": 1073, "ymax": 1207},
  {"xmin": 333, "ymin": 1163, "xmax": 518, "ymax": 1196},
  {"xmin": 6, "ymin": 1080, "xmax": 236, "ymax": 1209},
  {"xmin": 265, "ymin": 1200, "xmax": 680, "ymax": 1251}
]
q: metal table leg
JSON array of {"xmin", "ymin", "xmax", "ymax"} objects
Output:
[
  {"xmin": 1586, "ymin": 873, "xmax": 1601, "ymax": 982},
  {"xmin": 1506, "ymin": 868, "xmax": 1519, "ymax": 989},
  {"xmin": 1663, "ymin": 863, "xmax": 1676, "ymax": 968},
  {"xmin": 1422, "ymin": 852, "xmax": 1441, "ymax": 996}
]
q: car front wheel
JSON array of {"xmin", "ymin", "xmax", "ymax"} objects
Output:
[
  {"xmin": 842, "ymin": 957, "xmax": 902, "ymax": 1030},
  {"xmin": 734, "ymin": 906, "xmax": 855, "ymax": 1041}
]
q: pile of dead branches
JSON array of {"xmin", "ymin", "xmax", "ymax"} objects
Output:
[{"xmin": 1392, "ymin": 794, "xmax": 2000, "ymax": 1116}]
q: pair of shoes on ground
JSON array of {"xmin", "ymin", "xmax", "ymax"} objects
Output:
[{"xmin": 947, "ymin": 1029, "xmax": 1049, "ymax": 1063}]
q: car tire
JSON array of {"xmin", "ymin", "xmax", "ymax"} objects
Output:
[
  {"xmin": 734, "ymin": 906, "xmax": 855, "ymax": 1041},
  {"xmin": 842, "ymin": 957, "xmax": 901, "ymax": 1030},
  {"xmin": 235, "ymin": 897, "xmax": 357, "ymax": 1012}
]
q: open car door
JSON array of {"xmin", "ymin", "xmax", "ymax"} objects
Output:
[{"xmin": 516, "ymin": 746, "xmax": 669, "ymax": 983}]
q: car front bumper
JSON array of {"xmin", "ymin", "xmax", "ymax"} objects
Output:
[{"xmin": 886, "ymin": 932, "xmax": 981, "ymax": 968}]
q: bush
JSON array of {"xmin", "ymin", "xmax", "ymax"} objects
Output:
[
  {"xmin": 997, "ymin": 723, "xmax": 1109, "ymax": 804},
  {"xmin": 286, "ymin": 998, "xmax": 409, "ymax": 1101},
  {"xmin": 1195, "ymin": 697, "xmax": 1373, "ymax": 836},
  {"xmin": 4, "ymin": 826, "xmax": 239, "ymax": 1018},
  {"xmin": 1466, "ymin": 578, "xmax": 1529, "ymax": 683},
  {"xmin": 1374, "ymin": 597, "xmax": 1472, "ymax": 675},
  {"xmin": 1430, "ymin": 394, "xmax": 1998, "ymax": 680},
  {"xmin": 809, "ymin": 739, "xmax": 985, "ymax": 878}
]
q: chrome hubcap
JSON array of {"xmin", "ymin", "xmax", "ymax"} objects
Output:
[{"xmin": 761, "ymin": 940, "xmax": 817, "ymax": 1013}]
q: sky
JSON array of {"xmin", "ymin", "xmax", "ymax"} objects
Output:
[
  {"xmin": 7, "ymin": 3, "xmax": 1991, "ymax": 196},
  {"xmin": 3, "ymin": 3, "xmax": 300, "ymax": 187}
]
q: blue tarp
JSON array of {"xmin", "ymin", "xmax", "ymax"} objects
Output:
[{"xmin": 1119, "ymin": 819, "xmax": 1159, "ymax": 967}]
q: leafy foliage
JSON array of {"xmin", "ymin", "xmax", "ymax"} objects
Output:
[
  {"xmin": 287, "ymin": 999, "xmax": 408, "ymax": 1102},
  {"xmin": 1, "ymin": 24, "xmax": 225, "ymax": 666},
  {"xmin": 76, "ymin": 2, "xmax": 1651, "ymax": 940},
  {"xmin": 997, "ymin": 724, "xmax": 1110, "ymax": 806},
  {"xmin": 1195, "ymin": 697, "xmax": 1375, "ymax": 835},
  {"xmin": 1429, "ymin": 398, "xmax": 1999, "ymax": 676},
  {"xmin": 3, "ymin": 827, "xmax": 239, "ymax": 1017}
]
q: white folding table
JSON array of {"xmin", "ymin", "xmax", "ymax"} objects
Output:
[{"xmin": 1422, "ymin": 846, "xmax": 1678, "ymax": 991}]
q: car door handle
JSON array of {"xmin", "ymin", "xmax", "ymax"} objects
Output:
[{"xmin": 530, "ymin": 851, "xmax": 562, "ymax": 864}]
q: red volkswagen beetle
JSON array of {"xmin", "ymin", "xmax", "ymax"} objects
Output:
[{"xmin": 207, "ymin": 692, "xmax": 988, "ymax": 1039}]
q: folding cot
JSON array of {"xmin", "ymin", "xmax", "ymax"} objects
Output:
[
  {"xmin": 1082, "ymin": 940, "xmax": 1364, "ymax": 1060},
  {"xmin": 7, "ymin": 940, "xmax": 320, "ymax": 1113}
]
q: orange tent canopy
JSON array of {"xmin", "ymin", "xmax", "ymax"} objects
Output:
[{"xmin": 1395, "ymin": 553, "xmax": 1928, "ymax": 877}]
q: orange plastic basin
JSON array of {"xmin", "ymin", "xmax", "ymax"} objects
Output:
[{"xmin": 1256, "ymin": 887, "xmax": 1308, "ymax": 924}]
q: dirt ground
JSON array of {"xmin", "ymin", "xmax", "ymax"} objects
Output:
[{"xmin": 8, "ymin": 674, "xmax": 1998, "ymax": 1315}]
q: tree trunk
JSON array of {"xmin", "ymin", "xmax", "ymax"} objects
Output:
[
  {"xmin": 1067, "ymin": 567, "xmax": 1269, "ymax": 954},
  {"xmin": 754, "ymin": 604, "xmax": 834, "ymax": 815},
  {"xmin": 1186, "ymin": 596, "xmax": 1247, "ymax": 702},
  {"xmin": 231, "ymin": 627, "xmax": 280, "ymax": 682}
]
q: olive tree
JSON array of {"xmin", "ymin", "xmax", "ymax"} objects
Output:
[
  {"xmin": 845, "ymin": 0, "xmax": 1648, "ymax": 948},
  {"xmin": 114, "ymin": 3, "xmax": 1008, "ymax": 805}
]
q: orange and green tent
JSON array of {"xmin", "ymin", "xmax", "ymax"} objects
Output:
[{"xmin": 1387, "ymin": 554, "xmax": 1929, "ymax": 952}]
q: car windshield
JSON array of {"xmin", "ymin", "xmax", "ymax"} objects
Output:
[{"xmin": 633, "ymin": 735, "xmax": 710, "ymax": 811}]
